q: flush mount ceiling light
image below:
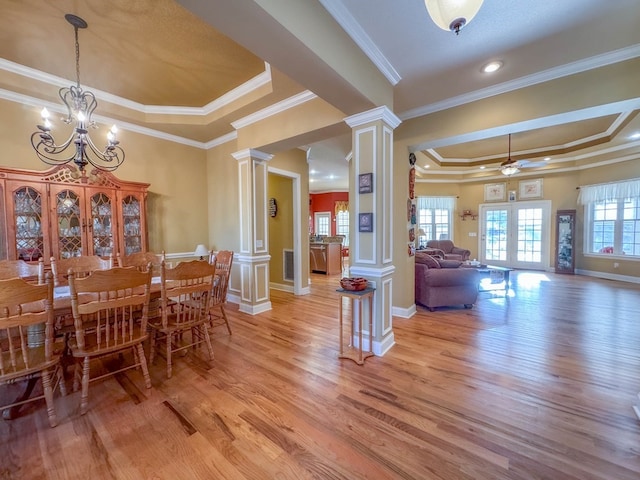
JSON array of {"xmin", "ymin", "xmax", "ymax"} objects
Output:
[
  {"xmin": 30, "ymin": 14, "xmax": 124, "ymax": 172},
  {"xmin": 482, "ymin": 60, "xmax": 503, "ymax": 73},
  {"xmin": 424, "ymin": 0, "xmax": 484, "ymax": 35},
  {"xmin": 500, "ymin": 134, "xmax": 520, "ymax": 176}
]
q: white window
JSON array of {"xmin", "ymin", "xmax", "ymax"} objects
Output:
[
  {"xmin": 336, "ymin": 210, "xmax": 349, "ymax": 246},
  {"xmin": 416, "ymin": 196, "xmax": 456, "ymax": 245},
  {"xmin": 315, "ymin": 212, "xmax": 330, "ymax": 236},
  {"xmin": 579, "ymin": 179, "xmax": 640, "ymax": 257}
]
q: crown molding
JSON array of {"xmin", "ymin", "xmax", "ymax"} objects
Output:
[
  {"xmin": 231, "ymin": 90, "xmax": 317, "ymax": 129},
  {"xmin": 0, "ymin": 59, "xmax": 272, "ymax": 117},
  {"xmin": 400, "ymin": 44, "xmax": 640, "ymax": 121},
  {"xmin": 318, "ymin": 0, "xmax": 401, "ymax": 86}
]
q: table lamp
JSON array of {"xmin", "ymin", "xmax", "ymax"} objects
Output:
[
  {"xmin": 418, "ymin": 228, "xmax": 427, "ymax": 249},
  {"xmin": 194, "ymin": 244, "xmax": 209, "ymax": 261}
]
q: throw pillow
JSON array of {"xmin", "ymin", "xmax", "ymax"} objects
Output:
[
  {"xmin": 438, "ymin": 259, "xmax": 463, "ymax": 268},
  {"xmin": 416, "ymin": 253, "xmax": 441, "ymax": 268}
]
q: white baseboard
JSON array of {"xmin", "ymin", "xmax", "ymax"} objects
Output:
[{"xmin": 576, "ymin": 269, "xmax": 640, "ymax": 284}]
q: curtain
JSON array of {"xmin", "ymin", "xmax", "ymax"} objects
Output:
[
  {"xmin": 578, "ymin": 178, "xmax": 640, "ymax": 204},
  {"xmin": 335, "ymin": 201, "xmax": 349, "ymax": 215},
  {"xmin": 417, "ymin": 196, "xmax": 456, "ymax": 210}
]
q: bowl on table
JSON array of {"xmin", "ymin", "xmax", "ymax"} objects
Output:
[{"xmin": 340, "ymin": 277, "xmax": 368, "ymax": 291}]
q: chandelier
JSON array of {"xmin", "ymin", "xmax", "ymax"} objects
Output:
[
  {"xmin": 30, "ymin": 14, "xmax": 124, "ymax": 172},
  {"xmin": 500, "ymin": 134, "xmax": 520, "ymax": 176},
  {"xmin": 424, "ymin": 0, "xmax": 484, "ymax": 35}
]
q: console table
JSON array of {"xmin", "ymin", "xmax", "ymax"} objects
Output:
[{"xmin": 336, "ymin": 286, "xmax": 375, "ymax": 365}]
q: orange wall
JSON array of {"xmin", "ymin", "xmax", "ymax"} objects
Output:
[{"xmin": 309, "ymin": 192, "xmax": 349, "ymax": 235}]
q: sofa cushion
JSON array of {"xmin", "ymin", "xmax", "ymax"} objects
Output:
[
  {"xmin": 438, "ymin": 259, "xmax": 463, "ymax": 268},
  {"xmin": 415, "ymin": 252, "xmax": 440, "ymax": 268}
]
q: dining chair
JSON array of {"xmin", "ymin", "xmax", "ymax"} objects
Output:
[
  {"xmin": 68, "ymin": 266, "xmax": 153, "ymax": 415},
  {"xmin": 116, "ymin": 251, "xmax": 165, "ymax": 275},
  {"xmin": 0, "ymin": 258, "xmax": 45, "ymax": 284},
  {"xmin": 0, "ymin": 273, "xmax": 66, "ymax": 427},
  {"xmin": 208, "ymin": 250, "xmax": 234, "ymax": 335},
  {"xmin": 50, "ymin": 255, "xmax": 113, "ymax": 287},
  {"xmin": 148, "ymin": 260, "xmax": 216, "ymax": 379}
]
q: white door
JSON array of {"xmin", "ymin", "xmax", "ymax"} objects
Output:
[{"xmin": 479, "ymin": 200, "xmax": 551, "ymax": 270}]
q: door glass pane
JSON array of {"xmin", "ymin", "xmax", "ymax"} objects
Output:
[
  {"xmin": 122, "ymin": 195, "xmax": 142, "ymax": 255},
  {"xmin": 14, "ymin": 187, "xmax": 44, "ymax": 261},
  {"xmin": 517, "ymin": 208, "xmax": 543, "ymax": 262},
  {"xmin": 485, "ymin": 209, "xmax": 508, "ymax": 261},
  {"xmin": 56, "ymin": 190, "xmax": 82, "ymax": 259},
  {"xmin": 92, "ymin": 193, "xmax": 113, "ymax": 256},
  {"xmin": 315, "ymin": 213, "xmax": 330, "ymax": 236}
]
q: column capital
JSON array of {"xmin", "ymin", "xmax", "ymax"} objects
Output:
[
  {"xmin": 232, "ymin": 148, "xmax": 274, "ymax": 163},
  {"xmin": 344, "ymin": 106, "xmax": 402, "ymax": 129}
]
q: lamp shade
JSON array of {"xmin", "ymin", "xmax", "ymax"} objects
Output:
[
  {"xmin": 418, "ymin": 228, "xmax": 427, "ymax": 236},
  {"xmin": 194, "ymin": 244, "xmax": 209, "ymax": 258},
  {"xmin": 500, "ymin": 161, "xmax": 520, "ymax": 176},
  {"xmin": 424, "ymin": 0, "xmax": 484, "ymax": 34}
]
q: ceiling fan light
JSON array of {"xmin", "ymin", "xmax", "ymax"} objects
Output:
[
  {"xmin": 425, "ymin": 0, "xmax": 484, "ymax": 34},
  {"xmin": 500, "ymin": 161, "xmax": 520, "ymax": 176}
]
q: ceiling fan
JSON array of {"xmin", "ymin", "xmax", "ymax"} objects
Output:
[{"xmin": 499, "ymin": 134, "xmax": 546, "ymax": 176}]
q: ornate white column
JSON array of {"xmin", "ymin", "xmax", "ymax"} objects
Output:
[
  {"xmin": 232, "ymin": 148, "xmax": 272, "ymax": 314},
  {"xmin": 345, "ymin": 106, "xmax": 401, "ymax": 356}
]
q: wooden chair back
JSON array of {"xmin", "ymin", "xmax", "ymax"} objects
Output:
[
  {"xmin": 50, "ymin": 255, "xmax": 113, "ymax": 286},
  {"xmin": 0, "ymin": 273, "xmax": 64, "ymax": 427},
  {"xmin": 148, "ymin": 260, "xmax": 216, "ymax": 378},
  {"xmin": 0, "ymin": 258, "xmax": 45, "ymax": 284},
  {"xmin": 209, "ymin": 250, "xmax": 234, "ymax": 334},
  {"xmin": 68, "ymin": 266, "xmax": 153, "ymax": 414},
  {"xmin": 117, "ymin": 251, "xmax": 165, "ymax": 276}
]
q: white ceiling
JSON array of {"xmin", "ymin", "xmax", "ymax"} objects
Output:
[{"xmin": 305, "ymin": 0, "xmax": 640, "ymax": 191}]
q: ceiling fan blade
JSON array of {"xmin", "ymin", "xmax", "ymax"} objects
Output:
[{"xmin": 520, "ymin": 159, "xmax": 547, "ymax": 168}]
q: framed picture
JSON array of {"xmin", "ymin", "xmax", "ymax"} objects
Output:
[
  {"xmin": 508, "ymin": 190, "xmax": 517, "ymax": 202},
  {"xmin": 519, "ymin": 178, "xmax": 543, "ymax": 199},
  {"xmin": 484, "ymin": 182, "xmax": 506, "ymax": 202},
  {"xmin": 359, "ymin": 213, "xmax": 373, "ymax": 232},
  {"xmin": 359, "ymin": 173, "xmax": 373, "ymax": 194}
]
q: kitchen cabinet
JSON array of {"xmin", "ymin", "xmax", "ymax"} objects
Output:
[
  {"xmin": 310, "ymin": 241, "xmax": 342, "ymax": 275},
  {"xmin": 0, "ymin": 165, "xmax": 149, "ymax": 261}
]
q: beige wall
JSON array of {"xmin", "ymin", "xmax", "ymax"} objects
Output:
[
  {"xmin": 268, "ymin": 174, "xmax": 293, "ymax": 286},
  {"xmin": 0, "ymin": 98, "xmax": 209, "ymax": 256}
]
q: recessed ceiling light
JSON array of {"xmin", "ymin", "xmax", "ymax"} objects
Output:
[
  {"xmin": 544, "ymin": 157, "xmax": 551, "ymax": 161},
  {"xmin": 479, "ymin": 166, "xmax": 486, "ymax": 170},
  {"xmin": 309, "ymin": 169, "xmax": 318, "ymax": 175},
  {"xmin": 630, "ymin": 132, "xmax": 640, "ymax": 140},
  {"xmin": 482, "ymin": 61, "xmax": 503, "ymax": 73},
  {"xmin": 423, "ymin": 165, "xmax": 430, "ymax": 169}
]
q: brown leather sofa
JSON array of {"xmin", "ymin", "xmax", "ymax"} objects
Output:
[
  {"xmin": 415, "ymin": 252, "xmax": 479, "ymax": 311},
  {"xmin": 425, "ymin": 240, "xmax": 471, "ymax": 261}
]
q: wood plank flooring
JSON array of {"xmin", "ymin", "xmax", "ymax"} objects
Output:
[{"xmin": 2, "ymin": 271, "xmax": 640, "ymax": 479}]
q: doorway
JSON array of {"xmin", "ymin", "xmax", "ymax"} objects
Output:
[{"xmin": 479, "ymin": 200, "xmax": 551, "ymax": 270}]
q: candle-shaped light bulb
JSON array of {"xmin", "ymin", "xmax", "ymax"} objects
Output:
[
  {"xmin": 107, "ymin": 131, "xmax": 114, "ymax": 142},
  {"xmin": 76, "ymin": 111, "xmax": 86, "ymax": 122},
  {"xmin": 41, "ymin": 108, "xmax": 50, "ymax": 120},
  {"xmin": 43, "ymin": 119, "xmax": 52, "ymax": 129},
  {"xmin": 110, "ymin": 125, "xmax": 118, "ymax": 135}
]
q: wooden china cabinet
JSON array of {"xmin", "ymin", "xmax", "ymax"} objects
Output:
[{"xmin": 0, "ymin": 165, "xmax": 149, "ymax": 262}]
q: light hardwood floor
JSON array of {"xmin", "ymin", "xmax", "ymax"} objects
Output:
[{"xmin": 2, "ymin": 271, "xmax": 640, "ymax": 479}]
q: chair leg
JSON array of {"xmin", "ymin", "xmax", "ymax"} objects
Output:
[
  {"xmin": 221, "ymin": 306, "xmax": 232, "ymax": 335},
  {"xmin": 73, "ymin": 361, "xmax": 81, "ymax": 392},
  {"xmin": 166, "ymin": 333, "xmax": 173, "ymax": 379},
  {"xmin": 80, "ymin": 356, "xmax": 90, "ymax": 415},
  {"xmin": 135, "ymin": 343, "xmax": 152, "ymax": 389},
  {"xmin": 149, "ymin": 330, "xmax": 156, "ymax": 365},
  {"xmin": 56, "ymin": 363, "xmax": 67, "ymax": 397},
  {"xmin": 41, "ymin": 368, "xmax": 58, "ymax": 428},
  {"xmin": 203, "ymin": 325, "xmax": 215, "ymax": 360}
]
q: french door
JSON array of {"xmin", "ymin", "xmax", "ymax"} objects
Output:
[{"xmin": 479, "ymin": 200, "xmax": 551, "ymax": 270}]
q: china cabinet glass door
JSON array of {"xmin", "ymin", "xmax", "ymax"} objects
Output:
[
  {"xmin": 55, "ymin": 189, "xmax": 83, "ymax": 258},
  {"xmin": 13, "ymin": 186, "xmax": 45, "ymax": 261},
  {"xmin": 555, "ymin": 210, "xmax": 575, "ymax": 274},
  {"xmin": 122, "ymin": 195, "xmax": 142, "ymax": 255},
  {"xmin": 90, "ymin": 192, "xmax": 115, "ymax": 257}
]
